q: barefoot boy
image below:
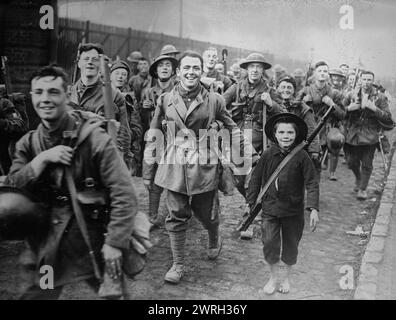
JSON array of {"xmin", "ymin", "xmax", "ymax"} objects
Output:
[{"xmin": 247, "ymin": 113, "xmax": 319, "ymax": 294}]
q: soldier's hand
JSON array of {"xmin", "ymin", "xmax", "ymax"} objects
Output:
[
  {"xmin": 142, "ymin": 100, "xmax": 154, "ymax": 109},
  {"xmin": 261, "ymin": 92, "xmax": 273, "ymax": 107},
  {"xmin": 303, "ymin": 94, "xmax": 312, "ymax": 103},
  {"xmin": 143, "ymin": 179, "xmax": 152, "ymax": 191},
  {"xmin": 310, "ymin": 152, "xmax": 320, "ymax": 161},
  {"xmin": 214, "ymin": 81, "xmax": 224, "ymax": 92},
  {"xmin": 102, "ymin": 244, "xmax": 123, "ymax": 279},
  {"xmin": 41, "ymin": 145, "xmax": 74, "ymax": 166},
  {"xmin": 348, "ymin": 103, "xmax": 361, "ymax": 112},
  {"xmin": 310, "ymin": 209, "xmax": 319, "ymax": 232},
  {"xmin": 322, "ymin": 95, "xmax": 334, "ymax": 107}
]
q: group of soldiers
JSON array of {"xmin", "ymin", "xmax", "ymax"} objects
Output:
[{"xmin": 0, "ymin": 41, "xmax": 393, "ymax": 299}]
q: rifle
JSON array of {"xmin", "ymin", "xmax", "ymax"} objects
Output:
[
  {"xmin": 221, "ymin": 49, "xmax": 228, "ymax": 76},
  {"xmin": 237, "ymin": 105, "xmax": 335, "ymax": 232},
  {"xmin": 71, "ymin": 43, "xmax": 82, "ymax": 86},
  {"xmin": 100, "ymin": 54, "xmax": 118, "ymax": 142},
  {"xmin": 378, "ymin": 131, "xmax": 388, "ymax": 171},
  {"xmin": 1, "ymin": 56, "xmax": 13, "ymax": 98}
]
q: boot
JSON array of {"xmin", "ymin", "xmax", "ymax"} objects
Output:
[
  {"xmin": 207, "ymin": 227, "xmax": 223, "ymax": 260},
  {"xmin": 357, "ymin": 189, "xmax": 368, "ymax": 200},
  {"xmin": 164, "ymin": 231, "xmax": 186, "ymax": 284}
]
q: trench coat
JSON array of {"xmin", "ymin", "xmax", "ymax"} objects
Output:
[
  {"xmin": 143, "ymin": 85, "xmax": 256, "ymax": 196},
  {"xmin": 7, "ymin": 111, "xmax": 137, "ymax": 286}
]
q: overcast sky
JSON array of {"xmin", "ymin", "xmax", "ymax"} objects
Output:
[{"xmin": 59, "ymin": 0, "xmax": 396, "ymax": 77}]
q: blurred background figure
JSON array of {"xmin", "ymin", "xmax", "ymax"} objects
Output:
[{"xmin": 127, "ymin": 50, "xmax": 143, "ymax": 77}]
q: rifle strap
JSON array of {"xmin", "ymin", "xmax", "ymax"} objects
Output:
[
  {"xmin": 64, "ymin": 167, "xmax": 103, "ymax": 281},
  {"xmin": 254, "ymin": 141, "xmax": 306, "ymax": 209}
]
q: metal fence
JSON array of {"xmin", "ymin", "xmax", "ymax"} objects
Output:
[{"xmin": 57, "ymin": 17, "xmax": 275, "ymax": 77}]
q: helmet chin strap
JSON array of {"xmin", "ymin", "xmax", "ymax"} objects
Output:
[{"xmin": 159, "ymin": 76, "xmax": 171, "ymax": 82}]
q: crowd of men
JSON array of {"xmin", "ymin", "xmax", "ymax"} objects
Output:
[{"xmin": 0, "ymin": 41, "xmax": 394, "ymax": 299}]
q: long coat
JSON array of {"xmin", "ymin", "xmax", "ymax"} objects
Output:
[
  {"xmin": 7, "ymin": 111, "xmax": 137, "ymax": 287},
  {"xmin": 143, "ymin": 85, "xmax": 256, "ymax": 196},
  {"xmin": 343, "ymin": 87, "xmax": 392, "ymax": 146}
]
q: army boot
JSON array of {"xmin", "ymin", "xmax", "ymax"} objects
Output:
[
  {"xmin": 207, "ymin": 227, "xmax": 223, "ymax": 260},
  {"xmin": 164, "ymin": 231, "xmax": 186, "ymax": 284}
]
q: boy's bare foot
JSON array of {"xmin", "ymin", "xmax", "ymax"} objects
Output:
[
  {"xmin": 278, "ymin": 278, "xmax": 290, "ymax": 294},
  {"xmin": 263, "ymin": 278, "xmax": 277, "ymax": 295}
]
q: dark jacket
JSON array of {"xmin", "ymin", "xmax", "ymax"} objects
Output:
[
  {"xmin": 129, "ymin": 73, "xmax": 153, "ymax": 103},
  {"xmin": 247, "ymin": 144, "xmax": 319, "ymax": 218},
  {"xmin": 7, "ymin": 111, "xmax": 137, "ymax": 286},
  {"xmin": 202, "ymin": 69, "xmax": 233, "ymax": 94},
  {"xmin": 343, "ymin": 87, "xmax": 392, "ymax": 146}
]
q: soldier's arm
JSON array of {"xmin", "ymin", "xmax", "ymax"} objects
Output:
[
  {"xmin": 222, "ymin": 83, "xmax": 237, "ymax": 108},
  {"xmin": 93, "ymin": 128, "xmax": 137, "ymax": 249},
  {"xmin": 142, "ymin": 95, "xmax": 166, "ymax": 182},
  {"xmin": 0, "ymin": 98, "xmax": 25, "ymax": 135},
  {"xmin": 304, "ymin": 108, "xmax": 321, "ymax": 154},
  {"xmin": 331, "ymin": 89, "xmax": 346, "ymax": 120},
  {"xmin": 125, "ymin": 93, "xmax": 143, "ymax": 142},
  {"xmin": 114, "ymin": 92, "xmax": 132, "ymax": 157},
  {"xmin": 373, "ymin": 93, "xmax": 392, "ymax": 122}
]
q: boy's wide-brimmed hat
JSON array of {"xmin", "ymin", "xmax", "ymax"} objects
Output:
[
  {"xmin": 149, "ymin": 55, "xmax": 178, "ymax": 78},
  {"xmin": 265, "ymin": 112, "xmax": 308, "ymax": 145},
  {"xmin": 240, "ymin": 53, "xmax": 272, "ymax": 70}
]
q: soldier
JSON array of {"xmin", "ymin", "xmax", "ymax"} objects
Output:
[
  {"xmin": 269, "ymin": 64, "xmax": 287, "ymax": 88},
  {"xmin": 292, "ymin": 68, "xmax": 305, "ymax": 94},
  {"xmin": 110, "ymin": 60, "xmax": 143, "ymax": 176},
  {"xmin": 160, "ymin": 44, "xmax": 180, "ymax": 59},
  {"xmin": 201, "ymin": 47, "xmax": 232, "ymax": 94},
  {"xmin": 129, "ymin": 57, "xmax": 152, "ymax": 103},
  {"xmin": 0, "ymin": 96, "xmax": 26, "ymax": 175},
  {"xmin": 6, "ymin": 65, "xmax": 138, "ymax": 299},
  {"xmin": 329, "ymin": 68, "xmax": 347, "ymax": 91},
  {"xmin": 141, "ymin": 54, "xmax": 178, "ymax": 227},
  {"xmin": 339, "ymin": 63, "xmax": 349, "ymax": 76},
  {"xmin": 343, "ymin": 70, "xmax": 392, "ymax": 200},
  {"xmin": 143, "ymin": 50, "xmax": 256, "ymax": 284},
  {"xmin": 69, "ymin": 43, "xmax": 132, "ymax": 164},
  {"xmin": 296, "ymin": 61, "xmax": 346, "ymax": 181},
  {"xmin": 126, "ymin": 50, "xmax": 143, "ymax": 77}
]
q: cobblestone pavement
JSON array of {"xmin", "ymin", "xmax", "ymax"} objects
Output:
[{"xmin": 1, "ymin": 147, "xmax": 390, "ymax": 300}]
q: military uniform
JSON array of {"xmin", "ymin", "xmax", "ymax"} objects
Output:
[
  {"xmin": 7, "ymin": 110, "xmax": 137, "ymax": 298},
  {"xmin": 129, "ymin": 73, "xmax": 153, "ymax": 103},
  {"xmin": 69, "ymin": 79, "xmax": 132, "ymax": 164},
  {"xmin": 201, "ymin": 69, "xmax": 233, "ymax": 94},
  {"xmin": 343, "ymin": 86, "xmax": 392, "ymax": 194}
]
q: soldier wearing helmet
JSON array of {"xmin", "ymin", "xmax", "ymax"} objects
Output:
[
  {"xmin": 160, "ymin": 44, "xmax": 180, "ymax": 59},
  {"xmin": 127, "ymin": 50, "xmax": 143, "ymax": 76},
  {"xmin": 292, "ymin": 68, "xmax": 305, "ymax": 93}
]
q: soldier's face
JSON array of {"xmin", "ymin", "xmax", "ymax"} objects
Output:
[
  {"xmin": 274, "ymin": 123, "xmax": 296, "ymax": 150},
  {"xmin": 330, "ymin": 75, "xmax": 344, "ymax": 89},
  {"xmin": 78, "ymin": 49, "xmax": 100, "ymax": 78},
  {"xmin": 203, "ymin": 50, "xmax": 218, "ymax": 69},
  {"xmin": 340, "ymin": 65, "xmax": 349, "ymax": 74},
  {"xmin": 361, "ymin": 73, "xmax": 374, "ymax": 91},
  {"xmin": 110, "ymin": 68, "xmax": 128, "ymax": 88},
  {"xmin": 31, "ymin": 76, "xmax": 68, "ymax": 123},
  {"xmin": 138, "ymin": 60, "xmax": 149, "ymax": 74},
  {"xmin": 315, "ymin": 65, "xmax": 329, "ymax": 82},
  {"xmin": 247, "ymin": 63, "xmax": 264, "ymax": 82},
  {"xmin": 177, "ymin": 56, "xmax": 202, "ymax": 90},
  {"xmin": 294, "ymin": 75, "xmax": 304, "ymax": 85},
  {"xmin": 277, "ymin": 81, "xmax": 295, "ymax": 100},
  {"xmin": 157, "ymin": 60, "xmax": 173, "ymax": 80}
]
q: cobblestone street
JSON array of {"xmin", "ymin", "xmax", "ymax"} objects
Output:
[
  {"xmin": 1, "ymin": 148, "xmax": 389, "ymax": 300},
  {"xmin": 0, "ymin": 145, "xmax": 391, "ymax": 301}
]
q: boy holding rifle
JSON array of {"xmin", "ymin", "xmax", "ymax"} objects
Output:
[{"xmin": 247, "ymin": 113, "xmax": 319, "ymax": 295}]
